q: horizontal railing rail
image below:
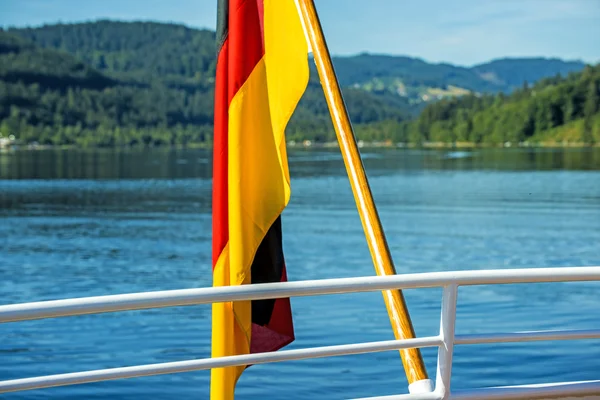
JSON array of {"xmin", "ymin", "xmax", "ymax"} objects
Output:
[
  {"xmin": 0, "ymin": 337, "xmax": 443, "ymax": 394},
  {"xmin": 1, "ymin": 266, "xmax": 599, "ymax": 399},
  {"xmin": 1, "ymin": 267, "xmax": 599, "ymax": 324}
]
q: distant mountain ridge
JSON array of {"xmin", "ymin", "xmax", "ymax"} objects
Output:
[
  {"xmin": 8, "ymin": 21, "xmax": 586, "ymax": 104},
  {"xmin": 0, "ymin": 20, "xmax": 594, "ymax": 148},
  {"xmin": 472, "ymin": 57, "xmax": 587, "ymax": 90},
  {"xmin": 328, "ymin": 53, "xmax": 585, "ymax": 103}
]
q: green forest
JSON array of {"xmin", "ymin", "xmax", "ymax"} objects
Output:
[
  {"xmin": 0, "ymin": 21, "xmax": 598, "ymax": 148},
  {"xmin": 380, "ymin": 65, "xmax": 600, "ymax": 146}
]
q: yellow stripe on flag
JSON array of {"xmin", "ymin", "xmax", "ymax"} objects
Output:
[{"xmin": 210, "ymin": 0, "xmax": 309, "ymax": 398}]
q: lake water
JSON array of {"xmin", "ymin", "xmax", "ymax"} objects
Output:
[{"xmin": 1, "ymin": 147, "xmax": 599, "ymax": 399}]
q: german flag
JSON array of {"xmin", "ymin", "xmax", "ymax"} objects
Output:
[{"xmin": 210, "ymin": 0, "xmax": 309, "ymax": 398}]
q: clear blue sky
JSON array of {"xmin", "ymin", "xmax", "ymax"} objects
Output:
[{"xmin": 2, "ymin": 0, "xmax": 599, "ymax": 66}]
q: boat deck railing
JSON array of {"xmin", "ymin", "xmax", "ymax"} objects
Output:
[{"xmin": 1, "ymin": 266, "xmax": 600, "ymax": 399}]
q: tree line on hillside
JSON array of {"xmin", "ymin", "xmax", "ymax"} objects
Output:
[
  {"xmin": 349, "ymin": 65, "xmax": 600, "ymax": 146},
  {"xmin": 0, "ymin": 21, "xmax": 598, "ymax": 147},
  {"xmin": 0, "ymin": 30, "xmax": 408, "ymax": 146},
  {"xmin": 2, "ymin": 61, "xmax": 598, "ymax": 147},
  {"xmin": 10, "ymin": 21, "xmax": 219, "ymax": 88},
  {"xmin": 397, "ymin": 65, "xmax": 600, "ymax": 145}
]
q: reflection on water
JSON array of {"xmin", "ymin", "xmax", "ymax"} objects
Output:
[
  {"xmin": 0, "ymin": 147, "xmax": 599, "ymax": 399},
  {"xmin": 1, "ymin": 147, "xmax": 600, "ymax": 180}
]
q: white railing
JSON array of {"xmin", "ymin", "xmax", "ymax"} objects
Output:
[{"xmin": 1, "ymin": 267, "xmax": 600, "ymax": 399}]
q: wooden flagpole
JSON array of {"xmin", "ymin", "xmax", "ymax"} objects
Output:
[{"xmin": 295, "ymin": 0, "xmax": 431, "ymax": 390}]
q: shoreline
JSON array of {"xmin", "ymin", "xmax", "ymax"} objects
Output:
[
  {"xmin": 289, "ymin": 140, "xmax": 600, "ymax": 149},
  {"xmin": 2, "ymin": 135, "xmax": 600, "ymax": 153},
  {"xmin": 2, "ymin": 140, "xmax": 598, "ymax": 152}
]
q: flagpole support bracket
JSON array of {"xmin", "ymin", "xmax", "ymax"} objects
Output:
[{"xmin": 409, "ymin": 379, "xmax": 434, "ymax": 394}]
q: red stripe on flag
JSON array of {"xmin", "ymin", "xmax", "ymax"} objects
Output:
[
  {"xmin": 212, "ymin": 41, "xmax": 229, "ymax": 268},
  {"xmin": 227, "ymin": 0, "xmax": 265, "ymax": 101},
  {"xmin": 212, "ymin": 0, "xmax": 265, "ymax": 268}
]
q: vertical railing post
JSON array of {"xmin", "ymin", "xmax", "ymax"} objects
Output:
[{"xmin": 435, "ymin": 285, "xmax": 458, "ymax": 399}]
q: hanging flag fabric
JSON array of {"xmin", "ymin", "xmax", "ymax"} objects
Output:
[{"xmin": 210, "ymin": 0, "xmax": 310, "ymax": 398}]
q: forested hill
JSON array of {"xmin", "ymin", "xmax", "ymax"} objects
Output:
[
  {"xmin": 0, "ymin": 27, "xmax": 410, "ymax": 146},
  {"xmin": 329, "ymin": 54, "xmax": 585, "ymax": 102},
  {"xmin": 0, "ymin": 21, "xmax": 594, "ymax": 147},
  {"xmin": 9, "ymin": 21, "xmax": 218, "ymax": 87},
  {"xmin": 396, "ymin": 65, "xmax": 600, "ymax": 145},
  {"xmin": 9, "ymin": 21, "xmax": 585, "ymax": 102}
]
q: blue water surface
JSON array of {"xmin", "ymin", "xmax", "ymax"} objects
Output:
[{"xmin": 0, "ymin": 147, "xmax": 599, "ymax": 399}]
